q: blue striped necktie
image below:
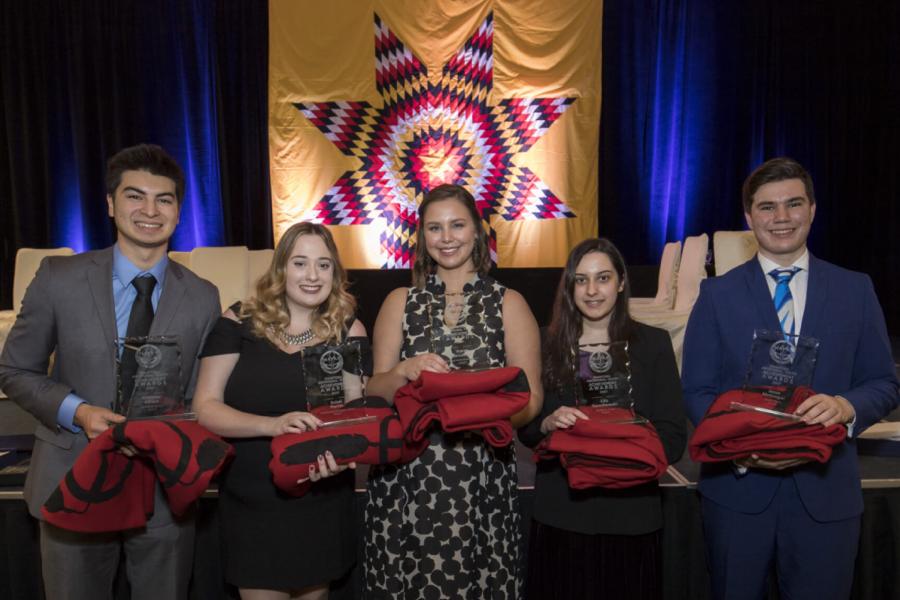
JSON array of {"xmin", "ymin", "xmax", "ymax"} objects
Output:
[{"xmin": 769, "ymin": 267, "xmax": 801, "ymax": 336}]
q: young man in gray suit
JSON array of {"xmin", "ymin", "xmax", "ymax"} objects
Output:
[{"xmin": 0, "ymin": 144, "xmax": 221, "ymax": 600}]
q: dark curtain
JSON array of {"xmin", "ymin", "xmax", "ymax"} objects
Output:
[
  {"xmin": 211, "ymin": 0, "xmax": 271, "ymax": 249},
  {"xmin": 0, "ymin": 0, "xmax": 271, "ymax": 308},
  {"xmin": 2, "ymin": 0, "xmax": 899, "ymax": 333},
  {"xmin": 602, "ymin": 0, "xmax": 900, "ymax": 332}
]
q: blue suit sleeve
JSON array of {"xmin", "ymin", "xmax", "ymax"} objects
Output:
[
  {"xmin": 841, "ymin": 276, "xmax": 899, "ymax": 435},
  {"xmin": 682, "ymin": 279, "xmax": 723, "ymax": 426}
]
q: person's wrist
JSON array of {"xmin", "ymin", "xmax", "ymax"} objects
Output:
[
  {"xmin": 394, "ymin": 361, "xmax": 409, "ymax": 381},
  {"xmin": 835, "ymin": 395, "xmax": 855, "ymax": 423},
  {"xmin": 266, "ymin": 415, "xmax": 280, "ymax": 437},
  {"xmin": 73, "ymin": 402, "xmax": 89, "ymax": 428}
]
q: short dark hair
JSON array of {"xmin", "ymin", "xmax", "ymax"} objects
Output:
[
  {"xmin": 411, "ymin": 184, "xmax": 491, "ymax": 288},
  {"xmin": 105, "ymin": 144, "xmax": 186, "ymax": 205},
  {"xmin": 742, "ymin": 157, "xmax": 815, "ymax": 213}
]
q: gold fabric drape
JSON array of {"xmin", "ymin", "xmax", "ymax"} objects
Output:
[{"xmin": 269, "ymin": 0, "xmax": 601, "ymax": 268}]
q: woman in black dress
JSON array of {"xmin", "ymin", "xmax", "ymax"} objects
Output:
[
  {"xmin": 363, "ymin": 184, "xmax": 543, "ymax": 598},
  {"xmin": 193, "ymin": 222, "xmax": 366, "ymax": 600},
  {"xmin": 519, "ymin": 238, "xmax": 686, "ymax": 600}
]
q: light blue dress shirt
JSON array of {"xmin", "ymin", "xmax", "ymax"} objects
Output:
[{"xmin": 56, "ymin": 245, "xmax": 168, "ymax": 432}]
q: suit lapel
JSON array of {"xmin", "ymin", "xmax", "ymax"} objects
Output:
[
  {"xmin": 800, "ymin": 254, "xmax": 827, "ymax": 338},
  {"xmin": 151, "ymin": 261, "xmax": 186, "ymax": 335},
  {"xmin": 742, "ymin": 258, "xmax": 782, "ymax": 333},
  {"xmin": 87, "ymin": 248, "xmax": 117, "ymax": 360}
]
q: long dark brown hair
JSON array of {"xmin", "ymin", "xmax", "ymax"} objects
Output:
[
  {"xmin": 542, "ymin": 238, "xmax": 633, "ymax": 389},
  {"xmin": 411, "ymin": 184, "xmax": 492, "ymax": 288}
]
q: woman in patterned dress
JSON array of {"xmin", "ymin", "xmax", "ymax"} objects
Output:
[{"xmin": 363, "ymin": 184, "xmax": 543, "ymax": 599}]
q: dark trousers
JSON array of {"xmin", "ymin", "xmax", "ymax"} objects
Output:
[
  {"xmin": 701, "ymin": 477, "xmax": 860, "ymax": 600},
  {"xmin": 525, "ymin": 519, "xmax": 662, "ymax": 600}
]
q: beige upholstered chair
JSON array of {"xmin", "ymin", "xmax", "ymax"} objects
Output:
[
  {"xmin": 168, "ymin": 247, "xmax": 274, "ymax": 310},
  {"xmin": 247, "ymin": 249, "xmax": 275, "ymax": 295},
  {"xmin": 670, "ymin": 233, "xmax": 708, "ymax": 312},
  {"xmin": 167, "ymin": 251, "xmax": 192, "ymax": 269},
  {"xmin": 188, "ymin": 246, "xmax": 250, "ymax": 311},
  {"xmin": 13, "ymin": 247, "xmax": 76, "ymax": 312},
  {"xmin": 631, "ymin": 234, "xmax": 709, "ymax": 371},
  {"xmin": 1, "ymin": 247, "xmax": 76, "ymax": 356},
  {"xmin": 713, "ymin": 230, "xmax": 758, "ymax": 275},
  {"xmin": 632, "ymin": 234, "xmax": 708, "ymax": 316},
  {"xmin": 630, "ymin": 241, "xmax": 682, "ymax": 309},
  {"xmin": 633, "ymin": 312, "xmax": 690, "ymax": 372}
]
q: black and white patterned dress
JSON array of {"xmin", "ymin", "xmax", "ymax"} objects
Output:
[{"xmin": 364, "ymin": 273, "xmax": 522, "ymax": 599}]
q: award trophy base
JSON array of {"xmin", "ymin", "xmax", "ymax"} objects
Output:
[
  {"xmin": 582, "ymin": 405, "xmax": 649, "ymax": 425},
  {"xmin": 127, "ymin": 411, "xmax": 198, "ymax": 422},
  {"xmin": 729, "ymin": 401, "xmax": 802, "ymax": 422},
  {"xmin": 312, "ymin": 405, "xmax": 377, "ymax": 429}
]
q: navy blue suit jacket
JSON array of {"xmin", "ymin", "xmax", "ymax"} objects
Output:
[{"xmin": 682, "ymin": 255, "xmax": 898, "ymax": 521}]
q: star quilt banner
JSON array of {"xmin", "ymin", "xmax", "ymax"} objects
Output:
[{"xmin": 269, "ymin": 0, "xmax": 601, "ymax": 268}]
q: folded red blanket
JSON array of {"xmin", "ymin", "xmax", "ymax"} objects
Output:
[
  {"xmin": 689, "ymin": 387, "xmax": 848, "ymax": 463},
  {"xmin": 394, "ymin": 367, "xmax": 530, "ymax": 459},
  {"xmin": 535, "ymin": 406, "xmax": 668, "ymax": 489},
  {"xmin": 269, "ymin": 405, "xmax": 404, "ymax": 497},
  {"xmin": 42, "ymin": 420, "xmax": 233, "ymax": 533}
]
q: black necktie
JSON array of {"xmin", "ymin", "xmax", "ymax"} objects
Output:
[{"xmin": 119, "ymin": 275, "xmax": 157, "ymax": 414}]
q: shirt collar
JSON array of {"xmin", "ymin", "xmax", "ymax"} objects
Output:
[
  {"xmin": 757, "ymin": 248, "xmax": 809, "ymax": 276},
  {"xmin": 113, "ymin": 243, "xmax": 168, "ymax": 288}
]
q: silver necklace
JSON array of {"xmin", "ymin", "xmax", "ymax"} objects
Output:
[{"xmin": 276, "ymin": 327, "xmax": 315, "ymax": 346}]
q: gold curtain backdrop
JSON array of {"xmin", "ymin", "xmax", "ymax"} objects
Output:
[{"xmin": 269, "ymin": 0, "xmax": 602, "ymax": 268}]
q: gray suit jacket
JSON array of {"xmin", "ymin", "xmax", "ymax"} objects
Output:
[{"xmin": 0, "ymin": 247, "xmax": 221, "ymax": 518}]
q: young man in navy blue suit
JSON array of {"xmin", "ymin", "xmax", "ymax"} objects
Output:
[{"xmin": 682, "ymin": 157, "xmax": 898, "ymax": 600}]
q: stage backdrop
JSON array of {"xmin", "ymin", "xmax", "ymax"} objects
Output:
[{"xmin": 268, "ymin": 0, "xmax": 602, "ymax": 268}]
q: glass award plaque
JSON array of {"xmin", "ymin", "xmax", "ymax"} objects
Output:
[
  {"xmin": 581, "ymin": 405, "xmax": 649, "ymax": 425},
  {"xmin": 426, "ymin": 292, "xmax": 491, "ymax": 371},
  {"xmin": 301, "ymin": 340, "xmax": 365, "ymax": 411},
  {"xmin": 734, "ymin": 329, "xmax": 820, "ymax": 419},
  {"xmin": 429, "ymin": 325, "xmax": 488, "ymax": 371},
  {"xmin": 117, "ymin": 335, "xmax": 191, "ymax": 420},
  {"xmin": 574, "ymin": 341, "xmax": 634, "ymax": 410},
  {"xmin": 311, "ymin": 405, "xmax": 377, "ymax": 429}
]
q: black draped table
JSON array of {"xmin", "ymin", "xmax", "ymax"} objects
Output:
[{"xmin": 1, "ymin": 442, "xmax": 898, "ymax": 599}]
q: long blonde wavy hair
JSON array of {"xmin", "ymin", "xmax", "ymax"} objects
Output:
[{"xmin": 240, "ymin": 222, "xmax": 356, "ymax": 345}]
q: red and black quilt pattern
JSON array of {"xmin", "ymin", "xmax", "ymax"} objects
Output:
[
  {"xmin": 42, "ymin": 420, "xmax": 233, "ymax": 533},
  {"xmin": 269, "ymin": 401, "xmax": 404, "ymax": 497}
]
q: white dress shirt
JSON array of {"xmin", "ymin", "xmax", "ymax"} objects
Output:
[{"xmin": 757, "ymin": 250, "xmax": 809, "ymax": 334}]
